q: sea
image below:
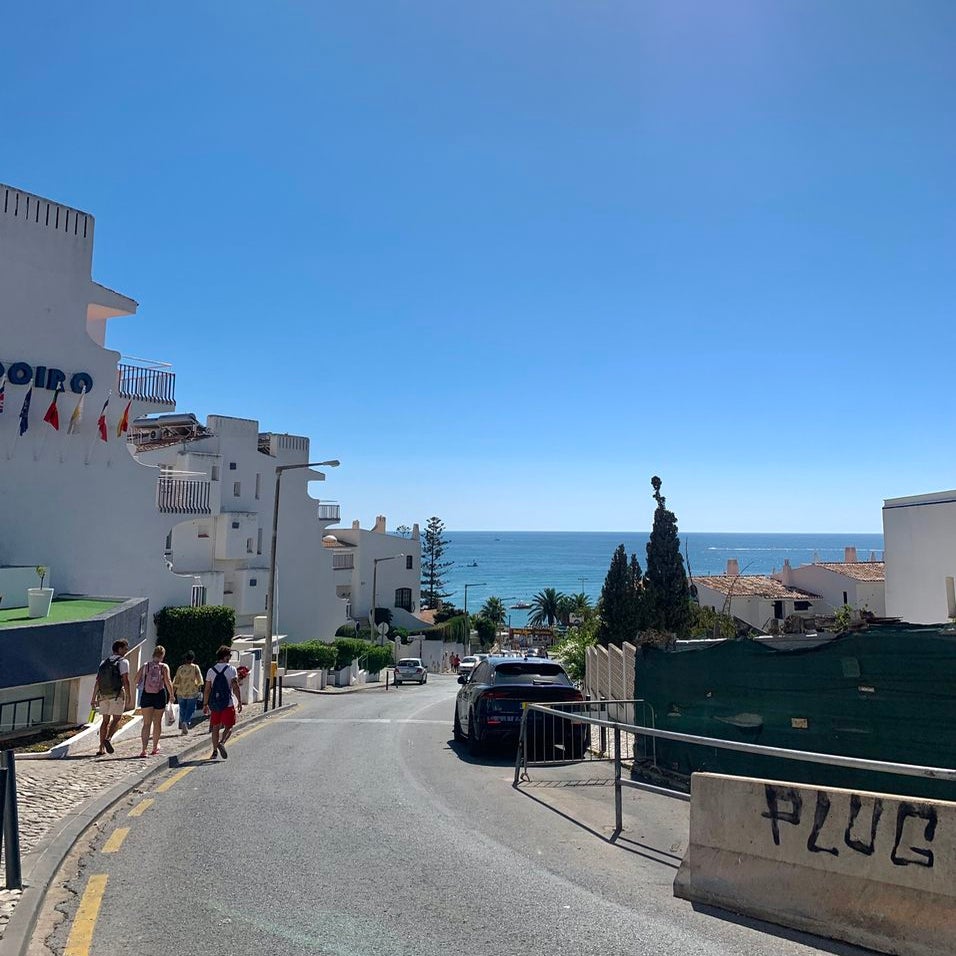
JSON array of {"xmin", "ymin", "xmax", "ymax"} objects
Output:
[{"xmin": 439, "ymin": 531, "xmax": 885, "ymax": 627}]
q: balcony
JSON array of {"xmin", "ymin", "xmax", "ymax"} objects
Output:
[
  {"xmin": 118, "ymin": 358, "xmax": 175, "ymax": 406},
  {"xmin": 318, "ymin": 503, "xmax": 340, "ymax": 521},
  {"xmin": 157, "ymin": 477, "xmax": 211, "ymax": 515}
]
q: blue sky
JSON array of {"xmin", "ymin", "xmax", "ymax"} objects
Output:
[{"xmin": 3, "ymin": 3, "xmax": 954, "ymax": 533}]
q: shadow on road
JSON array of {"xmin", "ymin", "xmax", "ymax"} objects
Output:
[{"xmin": 446, "ymin": 737, "xmax": 518, "ymax": 767}]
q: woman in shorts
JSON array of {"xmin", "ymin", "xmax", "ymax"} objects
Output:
[{"xmin": 135, "ymin": 645, "xmax": 174, "ymax": 757}]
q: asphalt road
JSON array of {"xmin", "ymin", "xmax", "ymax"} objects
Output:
[{"xmin": 41, "ymin": 677, "xmax": 871, "ymax": 956}]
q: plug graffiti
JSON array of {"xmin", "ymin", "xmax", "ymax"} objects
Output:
[{"xmin": 762, "ymin": 784, "xmax": 938, "ymax": 868}]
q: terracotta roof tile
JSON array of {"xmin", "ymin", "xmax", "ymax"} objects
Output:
[
  {"xmin": 815, "ymin": 562, "xmax": 885, "ymax": 582},
  {"xmin": 694, "ymin": 575, "xmax": 821, "ymax": 601}
]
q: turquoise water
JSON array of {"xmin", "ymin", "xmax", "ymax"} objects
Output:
[{"xmin": 438, "ymin": 531, "xmax": 885, "ymax": 626}]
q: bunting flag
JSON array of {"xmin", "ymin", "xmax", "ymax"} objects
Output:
[
  {"xmin": 96, "ymin": 392, "xmax": 110, "ymax": 443},
  {"xmin": 18, "ymin": 385, "xmax": 33, "ymax": 436},
  {"xmin": 0, "ymin": 373, "xmax": 6, "ymax": 414},
  {"xmin": 116, "ymin": 399, "xmax": 132, "ymax": 439},
  {"xmin": 43, "ymin": 387, "xmax": 61, "ymax": 431},
  {"xmin": 67, "ymin": 385, "xmax": 85, "ymax": 435}
]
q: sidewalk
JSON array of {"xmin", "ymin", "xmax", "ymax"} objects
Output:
[{"xmin": 0, "ymin": 698, "xmax": 285, "ymax": 947}]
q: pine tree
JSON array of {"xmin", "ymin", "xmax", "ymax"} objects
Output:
[
  {"xmin": 598, "ymin": 544, "xmax": 644, "ymax": 645},
  {"xmin": 421, "ymin": 516, "xmax": 453, "ymax": 609},
  {"xmin": 644, "ymin": 476, "xmax": 692, "ymax": 637}
]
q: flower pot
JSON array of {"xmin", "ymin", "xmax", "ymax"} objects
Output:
[{"xmin": 27, "ymin": 587, "xmax": 54, "ymax": 618}]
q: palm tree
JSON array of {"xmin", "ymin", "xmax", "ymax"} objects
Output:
[
  {"xmin": 528, "ymin": 588, "xmax": 565, "ymax": 628},
  {"xmin": 557, "ymin": 592, "xmax": 593, "ymax": 626},
  {"xmin": 480, "ymin": 596, "xmax": 506, "ymax": 628}
]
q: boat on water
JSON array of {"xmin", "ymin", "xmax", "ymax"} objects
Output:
[
  {"xmin": 511, "ymin": 601, "xmax": 532, "ymax": 609},
  {"xmin": 468, "ymin": 561, "xmax": 478, "ymax": 567}
]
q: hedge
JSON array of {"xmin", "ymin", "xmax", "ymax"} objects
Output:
[
  {"xmin": 154, "ymin": 605, "xmax": 235, "ymax": 674},
  {"xmin": 283, "ymin": 641, "xmax": 338, "ymax": 670}
]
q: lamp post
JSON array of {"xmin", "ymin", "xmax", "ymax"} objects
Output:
[
  {"xmin": 463, "ymin": 582, "xmax": 486, "ymax": 655},
  {"xmin": 265, "ymin": 459, "xmax": 340, "ymax": 708},
  {"xmin": 370, "ymin": 554, "xmax": 404, "ymax": 645}
]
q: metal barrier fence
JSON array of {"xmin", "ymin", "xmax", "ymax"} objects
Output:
[
  {"xmin": 0, "ymin": 750, "xmax": 22, "ymax": 889},
  {"xmin": 513, "ymin": 700, "xmax": 956, "ymax": 835}
]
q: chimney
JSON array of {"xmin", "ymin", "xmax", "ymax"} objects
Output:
[
  {"xmin": 412, "ymin": 522, "xmax": 420, "ymax": 540},
  {"xmin": 726, "ymin": 558, "xmax": 739, "ymax": 577},
  {"xmin": 373, "ymin": 515, "xmax": 387, "ymax": 534},
  {"xmin": 352, "ymin": 519, "xmax": 360, "ymax": 530},
  {"xmin": 844, "ymin": 546, "xmax": 858, "ymax": 564},
  {"xmin": 781, "ymin": 559, "xmax": 794, "ymax": 587}
]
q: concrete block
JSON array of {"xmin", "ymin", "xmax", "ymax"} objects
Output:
[{"xmin": 674, "ymin": 773, "xmax": 956, "ymax": 955}]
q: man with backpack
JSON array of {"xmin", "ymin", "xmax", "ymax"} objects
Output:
[
  {"xmin": 203, "ymin": 645, "xmax": 243, "ymax": 760},
  {"xmin": 91, "ymin": 639, "xmax": 131, "ymax": 757}
]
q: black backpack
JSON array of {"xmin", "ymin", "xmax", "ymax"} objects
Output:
[
  {"xmin": 97, "ymin": 657, "xmax": 123, "ymax": 696},
  {"xmin": 209, "ymin": 664, "xmax": 232, "ymax": 711}
]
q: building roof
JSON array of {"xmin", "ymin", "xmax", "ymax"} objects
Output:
[
  {"xmin": 815, "ymin": 561, "xmax": 885, "ymax": 582},
  {"xmin": 694, "ymin": 575, "xmax": 821, "ymax": 601}
]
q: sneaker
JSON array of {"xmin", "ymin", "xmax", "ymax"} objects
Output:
[
  {"xmin": 209, "ymin": 751, "xmax": 219, "ymax": 760},
  {"xmin": 217, "ymin": 743, "xmax": 228, "ymax": 760},
  {"xmin": 181, "ymin": 728, "xmax": 188, "ymax": 736},
  {"xmin": 104, "ymin": 739, "xmax": 114, "ymax": 755}
]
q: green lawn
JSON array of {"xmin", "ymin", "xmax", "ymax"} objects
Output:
[{"xmin": 0, "ymin": 599, "xmax": 120, "ymax": 628}]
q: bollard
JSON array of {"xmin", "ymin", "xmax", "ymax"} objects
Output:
[
  {"xmin": 271, "ymin": 677, "xmax": 278, "ymax": 709},
  {"xmin": 263, "ymin": 678, "xmax": 270, "ymax": 713},
  {"xmin": 2, "ymin": 750, "xmax": 22, "ymax": 890},
  {"xmin": 613, "ymin": 727, "xmax": 622, "ymax": 837},
  {"xmin": 278, "ymin": 676, "xmax": 283, "ymax": 707}
]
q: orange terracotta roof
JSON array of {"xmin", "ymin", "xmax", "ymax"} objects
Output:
[
  {"xmin": 694, "ymin": 575, "xmax": 821, "ymax": 601},
  {"xmin": 815, "ymin": 562, "xmax": 885, "ymax": 582}
]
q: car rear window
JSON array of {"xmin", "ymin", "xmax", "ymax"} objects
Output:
[
  {"xmin": 492, "ymin": 663, "xmax": 571, "ymax": 685},
  {"xmin": 397, "ymin": 660, "xmax": 421, "ymax": 667}
]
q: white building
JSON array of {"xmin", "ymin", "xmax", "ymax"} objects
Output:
[
  {"xmin": 0, "ymin": 182, "xmax": 193, "ymax": 626},
  {"xmin": 695, "ymin": 559, "xmax": 825, "ymax": 632},
  {"xmin": 322, "ymin": 516, "xmax": 422, "ymax": 631},
  {"xmin": 133, "ymin": 414, "xmax": 351, "ymax": 641},
  {"xmin": 883, "ymin": 489, "xmax": 956, "ymax": 624},
  {"xmin": 772, "ymin": 548, "xmax": 886, "ymax": 617}
]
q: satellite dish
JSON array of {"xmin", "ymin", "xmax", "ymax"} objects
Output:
[{"xmin": 377, "ymin": 622, "xmax": 390, "ymax": 636}]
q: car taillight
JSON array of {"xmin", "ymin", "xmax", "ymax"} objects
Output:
[{"xmin": 483, "ymin": 691, "xmax": 508, "ymax": 699}]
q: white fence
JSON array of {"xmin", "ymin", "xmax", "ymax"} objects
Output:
[{"xmin": 584, "ymin": 641, "xmax": 636, "ymax": 701}]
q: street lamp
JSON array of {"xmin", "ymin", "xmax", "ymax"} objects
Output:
[
  {"xmin": 370, "ymin": 554, "xmax": 405, "ymax": 644},
  {"xmin": 265, "ymin": 459, "xmax": 340, "ymax": 707},
  {"xmin": 463, "ymin": 582, "xmax": 486, "ymax": 655}
]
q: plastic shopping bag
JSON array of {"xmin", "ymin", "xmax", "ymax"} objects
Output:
[{"xmin": 164, "ymin": 703, "xmax": 176, "ymax": 726}]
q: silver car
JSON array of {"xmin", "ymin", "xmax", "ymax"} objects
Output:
[{"xmin": 394, "ymin": 658, "xmax": 427, "ymax": 685}]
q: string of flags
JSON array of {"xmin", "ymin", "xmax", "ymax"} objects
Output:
[{"xmin": 2, "ymin": 382, "xmax": 132, "ymax": 441}]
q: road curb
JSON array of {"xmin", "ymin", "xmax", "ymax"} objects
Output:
[{"xmin": 4, "ymin": 701, "xmax": 297, "ymax": 956}]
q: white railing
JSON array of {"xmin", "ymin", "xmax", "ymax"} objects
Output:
[
  {"xmin": 157, "ymin": 477, "xmax": 211, "ymax": 515},
  {"xmin": 332, "ymin": 553, "xmax": 354, "ymax": 570}
]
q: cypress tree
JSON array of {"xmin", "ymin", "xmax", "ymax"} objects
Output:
[
  {"xmin": 644, "ymin": 476, "xmax": 692, "ymax": 637},
  {"xmin": 598, "ymin": 544, "xmax": 644, "ymax": 646}
]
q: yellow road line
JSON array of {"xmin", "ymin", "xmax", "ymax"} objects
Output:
[
  {"xmin": 101, "ymin": 827, "xmax": 129, "ymax": 854},
  {"xmin": 128, "ymin": 798, "xmax": 153, "ymax": 817},
  {"xmin": 156, "ymin": 766, "xmax": 194, "ymax": 793},
  {"xmin": 64, "ymin": 873, "xmax": 108, "ymax": 956}
]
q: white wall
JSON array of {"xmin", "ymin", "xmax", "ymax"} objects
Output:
[
  {"xmin": 883, "ymin": 490, "xmax": 956, "ymax": 624},
  {"xmin": 0, "ymin": 183, "xmax": 192, "ymax": 635},
  {"xmin": 783, "ymin": 565, "xmax": 885, "ymax": 617}
]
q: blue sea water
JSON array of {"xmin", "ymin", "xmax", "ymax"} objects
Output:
[{"xmin": 439, "ymin": 531, "xmax": 885, "ymax": 627}]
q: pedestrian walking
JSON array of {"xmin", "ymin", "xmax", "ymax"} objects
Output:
[
  {"xmin": 91, "ymin": 639, "xmax": 131, "ymax": 757},
  {"xmin": 203, "ymin": 645, "xmax": 243, "ymax": 760},
  {"xmin": 135, "ymin": 645, "xmax": 174, "ymax": 757},
  {"xmin": 172, "ymin": 651, "xmax": 204, "ymax": 735}
]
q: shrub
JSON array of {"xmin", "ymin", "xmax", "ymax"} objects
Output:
[
  {"xmin": 283, "ymin": 641, "xmax": 337, "ymax": 670},
  {"xmin": 474, "ymin": 617, "xmax": 496, "ymax": 648},
  {"xmin": 154, "ymin": 605, "xmax": 235, "ymax": 672},
  {"xmin": 363, "ymin": 644, "xmax": 395, "ymax": 673},
  {"xmin": 332, "ymin": 637, "xmax": 374, "ymax": 669}
]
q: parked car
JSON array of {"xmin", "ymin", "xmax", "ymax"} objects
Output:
[
  {"xmin": 453, "ymin": 656, "xmax": 587, "ymax": 758},
  {"xmin": 457, "ymin": 655, "xmax": 479, "ymax": 677},
  {"xmin": 394, "ymin": 658, "xmax": 427, "ymax": 685}
]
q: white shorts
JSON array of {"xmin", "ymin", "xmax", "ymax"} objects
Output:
[{"xmin": 98, "ymin": 696, "xmax": 126, "ymax": 717}]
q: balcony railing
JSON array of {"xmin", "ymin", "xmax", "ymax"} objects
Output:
[
  {"xmin": 332, "ymin": 553, "xmax": 354, "ymax": 571},
  {"xmin": 157, "ymin": 477, "xmax": 211, "ymax": 515},
  {"xmin": 318, "ymin": 503, "xmax": 340, "ymax": 521},
  {"xmin": 118, "ymin": 361, "xmax": 176, "ymax": 405}
]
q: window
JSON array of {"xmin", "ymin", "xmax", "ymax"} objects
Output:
[
  {"xmin": 246, "ymin": 537, "xmax": 254, "ymax": 554},
  {"xmin": 794, "ymin": 601, "xmax": 810, "ymax": 612},
  {"xmin": 198, "ymin": 524, "xmax": 210, "ymax": 539},
  {"xmin": 229, "ymin": 462, "xmax": 237, "ymax": 470},
  {"xmin": 842, "ymin": 591, "xmax": 848, "ymax": 605},
  {"xmin": 164, "ymin": 531, "xmax": 172, "ymax": 551},
  {"xmin": 255, "ymin": 473, "xmax": 261, "ymax": 499},
  {"xmin": 257, "ymin": 528, "xmax": 263, "ymax": 555},
  {"xmin": 233, "ymin": 482, "xmax": 241, "ymax": 497},
  {"xmin": 249, "ymin": 578, "xmax": 257, "ymax": 587},
  {"xmin": 394, "ymin": 587, "xmax": 412, "ymax": 611},
  {"xmin": 211, "ymin": 465, "xmax": 220, "ymax": 481},
  {"xmin": 406, "ymin": 555, "xmax": 413, "ymax": 570},
  {"xmin": 470, "ymin": 662, "xmax": 492, "ymax": 684},
  {"xmin": 492, "ymin": 662, "xmax": 571, "ymax": 686},
  {"xmin": 231, "ymin": 521, "xmax": 240, "ymax": 530}
]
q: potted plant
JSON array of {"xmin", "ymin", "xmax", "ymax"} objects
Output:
[{"xmin": 27, "ymin": 565, "xmax": 54, "ymax": 618}]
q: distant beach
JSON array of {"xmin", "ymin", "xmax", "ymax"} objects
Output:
[{"xmin": 439, "ymin": 531, "xmax": 885, "ymax": 627}]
